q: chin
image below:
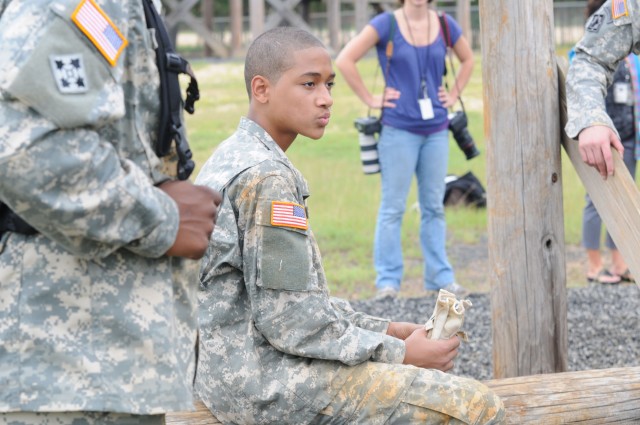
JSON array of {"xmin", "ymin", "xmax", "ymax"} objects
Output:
[{"xmin": 302, "ymin": 129, "xmax": 326, "ymax": 140}]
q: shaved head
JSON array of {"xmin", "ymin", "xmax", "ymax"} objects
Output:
[{"xmin": 244, "ymin": 27, "xmax": 326, "ymax": 99}]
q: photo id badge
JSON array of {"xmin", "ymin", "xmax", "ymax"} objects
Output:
[
  {"xmin": 613, "ymin": 82, "xmax": 632, "ymax": 105},
  {"xmin": 419, "ymin": 98, "xmax": 435, "ymax": 120}
]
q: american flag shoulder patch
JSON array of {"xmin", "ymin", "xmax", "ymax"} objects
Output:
[
  {"xmin": 271, "ymin": 201, "xmax": 308, "ymax": 230},
  {"xmin": 71, "ymin": 0, "xmax": 128, "ymax": 67},
  {"xmin": 612, "ymin": 0, "xmax": 629, "ymax": 19}
]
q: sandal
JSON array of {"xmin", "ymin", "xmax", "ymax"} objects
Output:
[
  {"xmin": 619, "ymin": 269, "xmax": 635, "ymax": 283},
  {"xmin": 597, "ymin": 269, "xmax": 623, "ymax": 285},
  {"xmin": 586, "ymin": 269, "xmax": 622, "ymax": 285}
]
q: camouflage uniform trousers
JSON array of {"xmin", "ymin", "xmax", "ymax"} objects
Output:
[
  {"xmin": 311, "ymin": 362, "xmax": 505, "ymax": 424},
  {"xmin": 0, "ymin": 412, "xmax": 164, "ymax": 425}
]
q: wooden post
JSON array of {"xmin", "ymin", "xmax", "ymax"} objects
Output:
[
  {"xmin": 202, "ymin": 0, "xmax": 214, "ymax": 57},
  {"xmin": 479, "ymin": 0, "xmax": 568, "ymax": 378},
  {"xmin": 327, "ymin": 0, "xmax": 341, "ymax": 53},
  {"xmin": 230, "ymin": 0, "xmax": 243, "ymax": 57},
  {"xmin": 250, "ymin": 0, "xmax": 265, "ymax": 39},
  {"xmin": 456, "ymin": 0, "xmax": 472, "ymax": 47},
  {"xmin": 354, "ymin": 0, "xmax": 368, "ymax": 32}
]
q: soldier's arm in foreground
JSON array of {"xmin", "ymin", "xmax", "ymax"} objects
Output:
[{"xmin": 0, "ymin": 2, "xmax": 219, "ymax": 260}]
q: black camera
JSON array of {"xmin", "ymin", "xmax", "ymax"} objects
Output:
[
  {"xmin": 354, "ymin": 116, "xmax": 382, "ymax": 135},
  {"xmin": 448, "ymin": 111, "xmax": 480, "ymax": 160},
  {"xmin": 354, "ymin": 116, "xmax": 382, "ymax": 174}
]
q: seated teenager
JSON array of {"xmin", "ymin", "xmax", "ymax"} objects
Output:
[{"xmin": 194, "ymin": 26, "xmax": 505, "ymax": 424}]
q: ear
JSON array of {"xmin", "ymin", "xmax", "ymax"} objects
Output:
[{"xmin": 251, "ymin": 75, "xmax": 270, "ymax": 104}]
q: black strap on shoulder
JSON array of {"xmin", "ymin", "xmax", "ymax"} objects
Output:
[
  {"xmin": 439, "ymin": 12, "xmax": 452, "ymax": 48},
  {"xmin": 439, "ymin": 12, "xmax": 451, "ymax": 77},
  {"xmin": 142, "ymin": 0, "xmax": 198, "ymax": 180},
  {"xmin": 0, "ymin": 202, "xmax": 38, "ymax": 235}
]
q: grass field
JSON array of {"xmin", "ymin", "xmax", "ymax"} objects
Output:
[{"xmin": 184, "ymin": 52, "xmax": 597, "ymax": 300}]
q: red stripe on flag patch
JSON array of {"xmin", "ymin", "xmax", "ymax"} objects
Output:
[
  {"xmin": 271, "ymin": 201, "xmax": 308, "ymax": 230},
  {"xmin": 612, "ymin": 0, "xmax": 628, "ymax": 19},
  {"xmin": 72, "ymin": 0, "xmax": 128, "ymax": 66}
]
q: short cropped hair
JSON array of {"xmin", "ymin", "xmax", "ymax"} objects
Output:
[
  {"xmin": 244, "ymin": 27, "xmax": 325, "ymax": 99},
  {"xmin": 586, "ymin": 0, "xmax": 606, "ymax": 18}
]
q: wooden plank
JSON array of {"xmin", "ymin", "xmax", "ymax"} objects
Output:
[
  {"xmin": 165, "ymin": 400, "xmax": 222, "ymax": 425},
  {"xmin": 456, "ymin": 0, "xmax": 472, "ymax": 47},
  {"xmin": 354, "ymin": 0, "xmax": 368, "ymax": 32},
  {"xmin": 167, "ymin": 367, "xmax": 640, "ymax": 423},
  {"xmin": 250, "ymin": 0, "xmax": 265, "ymax": 39},
  {"xmin": 264, "ymin": 0, "xmax": 311, "ymax": 32},
  {"xmin": 201, "ymin": 0, "xmax": 214, "ymax": 57},
  {"xmin": 327, "ymin": 0, "xmax": 341, "ymax": 53},
  {"xmin": 230, "ymin": 0, "xmax": 243, "ymax": 57},
  {"xmin": 557, "ymin": 59, "xmax": 640, "ymax": 291},
  {"xmin": 479, "ymin": 0, "xmax": 568, "ymax": 378},
  {"xmin": 485, "ymin": 366, "xmax": 640, "ymax": 424}
]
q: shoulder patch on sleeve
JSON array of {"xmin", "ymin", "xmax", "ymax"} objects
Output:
[
  {"xmin": 586, "ymin": 13, "xmax": 605, "ymax": 32},
  {"xmin": 49, "ymin": 54, "xmax": 89, "ymax": 93},
  {"xmin": 71, "ymin": 0, "xmax": 128, "ymax": 66},
  {"xmin": 271, "ymin": 201, "xmax": 308, "ymax": 230},
  {"xmin": 612, "ymin": 0, "xmax": 629, "ymax": 20}
]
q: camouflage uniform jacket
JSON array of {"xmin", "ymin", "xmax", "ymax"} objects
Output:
[
  {"xmin": 195, "ymin": 117, "xmax": 408, "ymax": 424},
  {"xmin": 0, "ymin": 0, "xmax": 197, "ymax": 414},
  {"xmin": 566, "ymin": 0, "xmax": 640, "ymax": 138}
]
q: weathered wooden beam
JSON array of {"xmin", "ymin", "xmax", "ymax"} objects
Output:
[
  {"xmin": 165, "ymin": 400, "xmax": 221, "ymax": 425},
  {"xmin": 166, "ymin": 366, "xmax": 640, "ymax": 424},
  {"xmin": 354, "ymin": 0, "xmax": 368, "ymax": 32},
  {"xmin": 249, "ymin": 0, "xmax": 265, "ymax": 39},
  {"xmin": 558, "ymin": 59, "xmax": 640, "ymax": 291},
  {"xmin": 264, "ymin": 0, "xmax": 312, "ymax": 32},
  {"xmin": 201, "ymin": 0, "xmax": 214, "ymax": 57},
  {"xmin": 230, "ymin": 0, "xmax": 243, "ymax": 57},
  {"xmin": 479, "ymin": 0, "xmax": 568, "ymax": 379},
  {"xmin": 327, "ymin": 0, "xmax": 341, "ymax": 53},
  {"xmin": 485, "ymin": 366, "xmax": 640, "ymax": 424},
  {"xmin": 456, "ymin": 0, "xmax": 472, "ymax": 47}
]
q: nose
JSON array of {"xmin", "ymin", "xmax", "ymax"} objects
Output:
[{"xmin": 318, "ymin": 85, "xmax": 333, "ymax": 108}]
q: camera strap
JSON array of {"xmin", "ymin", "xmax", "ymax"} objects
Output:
[
  {"xmin": 439, "ymin": 12, "xmax": 467, "ymax": 114},
  {"xmin": 142, "ymin": 0, "xmax": 198, "ymax": 180}
]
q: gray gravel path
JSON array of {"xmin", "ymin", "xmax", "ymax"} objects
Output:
[{"xmin": 350, "ymin": 283, "xmax": 640, "ymax": 380}]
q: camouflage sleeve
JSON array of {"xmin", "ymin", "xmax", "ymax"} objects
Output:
[
  {"xmin": 238, "ymin": 172, "xmax": 406, "ymax": 366},
  {"xmin": 329, "ymin": 297, "xmax": 392, "ymax": 333},
  {"xmin": 0, "ymin": 2, "xmax": 178, "ymax": 259},
  {"xmin": 565, "ymin": 0, "xmax": 638, "ymax": 138},
  {"xmin": 0, "ymin": 97, "xmax": 178, "ymax": 259}
]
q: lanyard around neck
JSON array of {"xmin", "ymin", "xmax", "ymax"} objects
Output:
[{"xmin": 402, "ymin": 7, "xmax": 431, "ymax": 97}]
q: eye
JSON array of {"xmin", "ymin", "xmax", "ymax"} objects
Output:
[
  {"xmin": 303, "ymin": 81, "xmax": 315, "ymax": 88},
  {"xmin": 326, "ymin": 81, "xmax": 335, "ymax": 90}
]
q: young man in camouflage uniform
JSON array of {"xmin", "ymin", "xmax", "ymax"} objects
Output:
[
  {"xmin": 195, "ymin": 27, "xmax": 505, "ymax": 424},
  {"xmin": 0, "ymin": 1, "xmax": 221, "ymax": 423},
  {"xmin": 566, "ymin": 0, "xmax": 639, "ymax": 178}
]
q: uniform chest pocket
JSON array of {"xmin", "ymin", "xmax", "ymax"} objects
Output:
[{"xmin": 257, "ymin": 225, "xmax": 311, "ymax": 291}]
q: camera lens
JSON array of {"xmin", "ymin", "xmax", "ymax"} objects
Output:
[
  {"xmin": 448, "ymin": 111, "xmax": 480, "ymax": 161},
  {"xmin": 358, "ymin": 133, "xmax": 381, "ymax": 174}
]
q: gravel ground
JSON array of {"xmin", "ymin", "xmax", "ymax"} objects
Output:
[{"xmin": 350, "ymin": 282, "xmax": 640, "ymax": 380}]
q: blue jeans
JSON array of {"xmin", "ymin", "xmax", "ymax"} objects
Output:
[{"xmin": 374, "ymin": 126, "xmax": 454, "ymax": 291}]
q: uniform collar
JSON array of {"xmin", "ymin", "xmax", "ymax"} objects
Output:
[{"xmin": 236, "ymin": 117, "xmax": 310, "ymax": 197}]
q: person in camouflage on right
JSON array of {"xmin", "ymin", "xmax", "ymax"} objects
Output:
[
  {"xmin": 566, "ymin": 0, "xmax": 640, "ymax": 178},
  {"xmin": 195, "ymin": 26, "xmax": 505, "ymax": 425}
]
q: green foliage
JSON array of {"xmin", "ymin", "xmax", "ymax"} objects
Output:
[{"xmin": 187, "ymin": 53, "xmax": 588, "ymax": 300}]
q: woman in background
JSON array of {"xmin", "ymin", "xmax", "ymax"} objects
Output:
[{"xmin": 336, "ymin": 0, "xmax": 474, "ymax": 299}]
